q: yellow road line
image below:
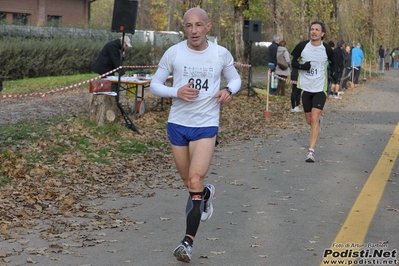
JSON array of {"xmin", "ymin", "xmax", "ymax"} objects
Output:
[{"xmin": 320, "ymin": 123, "xmax": 399, "ymax": 265}]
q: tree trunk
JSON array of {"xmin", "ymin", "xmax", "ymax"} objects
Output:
[
  {"xmin": 234, "ymin": 6, "xmax": 245, "ymax": 65},
  {"xmin": 234, "ymin": 5, "xmax": 248, "ymax": 89},
  {"xmin": 89, "ymin": 94, "xmax": 119, "ymax": 126}
]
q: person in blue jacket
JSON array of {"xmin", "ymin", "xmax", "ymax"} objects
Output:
[{"xmin": 351, "ymin": 42, "xmax": 364, "ymax": 85}]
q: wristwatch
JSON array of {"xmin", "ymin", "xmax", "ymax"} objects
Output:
[{"xmin": 225, "ymin": 87, "xmax": 233, "ymax": 95}]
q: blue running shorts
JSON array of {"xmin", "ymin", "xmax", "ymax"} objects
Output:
[{"xmin": 167, "ymin": 123, "xmax": 218, "ymax": 146}]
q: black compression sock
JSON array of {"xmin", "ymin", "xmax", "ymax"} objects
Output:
[{"xmin": 185, "ymin": 191, "xmax": 203, "ymax": 238}]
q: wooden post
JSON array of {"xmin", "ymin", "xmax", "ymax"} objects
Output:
[
  {"xmin": 89, "ymin": 94, "xmax": 119, "ymax": 126},
  {"xmin": 263, "ymin": 70, "xmax": 272, "ymax": 119},
  {"xmin": 350, "ymin": 66, "xmax": 355, "ymax": 88}
]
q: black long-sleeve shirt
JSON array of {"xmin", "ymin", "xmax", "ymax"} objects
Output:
[
  {"xmin": 333, "ymin": 47, "xmax": 345, "ymax": 73},
  {"xmin": 379, "ymin": 47, "xmax": 385, "ymax": 58},
  {"xmin": 267, "ymin": 41, "xmax": 279, "ymax": 65},
  {"xmin": 92, "ymin": 39, "xmax": 125, "ymax": 76}
]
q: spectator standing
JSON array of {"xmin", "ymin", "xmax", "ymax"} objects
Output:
[
  {"xmin": 267, "ymin": 35, "xmax": 280, "ymax": 94},
  {"xmin": 291, "ymin": 21, "xmax": 334, "ymax": 162},
  {"xmin": 378, "ymin": 45, "xmax": 385, "ymax": 71},
  {"xmin": 344, "ymin": 44, "xmax": 353, "ymax": 86},
  {"xmin": 150, "ymin": 7, "xmax": 241, "ymax": 263},
  {"xmin": 92, "ymin": 37, "xmax": 132, "ymax": 91},
  {"xmin": 340, "ymin": 44, "xmax": 351, "ymax": 90},
  {"xmin": 391, "ymin": 49, "xmax": 396, "ymax": 68},
  {"xmin": 92, "ymin": 36, "xmax": 131, "ymax": 76},
  {"xmin": 351, "ymin": 42, "xmax": 364, "ymax": 85},
  {"xmin": 275, "ymin": 40, "xmax": 291, "ymax": 96},
  {"xmin": 330, "ymin": 40, "xmax": 346, "ymax": 99},
  {"xmin": 384, "ymin": 48, "xmax": 391, "ymax": 71},
  {"xmin": 393, "ymin": 48, "xmax": 399, "ymax": 69},
  {"xmin": 327, "ymin": 41, "xmax": 335, "ymax": 96}
]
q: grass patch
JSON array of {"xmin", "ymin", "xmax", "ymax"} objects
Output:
[
  {"xmin": 2, "ymin": 73, "xmax": 97, "ymax": 95},
  {"xmin": 0, "ymin": 175, "xmax": 15, "ymax": 187},
  {"xmin": 0, "ymin": 119, "xmax": 52, "ymax": 145},
  {"xmin": 116, "ymin": 140, "xmax": 148, "ymax": 155},
  {"xmin": 253, "ymin": 66, "xmax": 269, "ymax": 72}
]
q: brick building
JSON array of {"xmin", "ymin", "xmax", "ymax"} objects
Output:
[{"xmin": 0, "ymin": 0, "xmax": 93, "ymax": 27}]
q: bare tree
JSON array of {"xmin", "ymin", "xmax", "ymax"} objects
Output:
[{"xmin": 89, "ymin": 0, "xmax": 399, "ymax": 64}]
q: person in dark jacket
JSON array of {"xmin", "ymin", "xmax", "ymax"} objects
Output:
[
  {"xmin": 267, "ymin": 35, "xmax": 280, "ymax": 94},
  {"xmin": 341, "ymin": 44, "xmax": 351, "ymax": 90},
  {"xmin": 327, "ymin": 41, "xmax": 335, "ymax": 96},
  {"xmin": 330, "ymin": 40, "xmax": 346, "ymax": 99},
  {"xmin": 384, "ymin": 48, "xmax": 391, "ymax": 71},
  {"xmin": 378, "ymin": 45, "xmax": 385, "ymax": 71},
  {"xmin": 92, "ymin": 36, "xmax": 132, "ymax": 77}
]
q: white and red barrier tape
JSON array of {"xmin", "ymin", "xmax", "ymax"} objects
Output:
[
  {"xmin": 124, "ymin": 65, "xmax": 159, "ymax": 69},
  {"xmin": 272, "ymin": 73, "xmax": 298, "ymax": 85},
  {"xmin": 1, "ymin": 63, "xmax": 251, "ymax": 100},
  {"xmin": 234, "ymin": 62, "xmax": 251, "ymax": 68},
  {"xmin": 265, "ymin": 69, "xmax": 297, "ymax": 85}
]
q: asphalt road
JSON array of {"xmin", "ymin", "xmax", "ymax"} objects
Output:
[{"xmin": 2, "ymin": 69, "xmax": 399, "ymax": 266}]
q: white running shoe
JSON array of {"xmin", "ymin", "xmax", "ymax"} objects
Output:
[
  {"xmin": 306, "ymin": 149, "xmax": 315, "ymax": 162},
  {"xmin": 173, "ymin": 241, "xmax": 193, "ymax": 263},
  {"xmin": 290, "ymin": 106, "xmax": 301, "ymax": 112},
  {"xmin": 201, "ymin": 184, "xmax": 215, "ymax": 222}
]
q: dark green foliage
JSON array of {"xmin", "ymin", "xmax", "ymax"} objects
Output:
[
  {"xmin": 251, "ymin": 45, "xmax": 268, "ymax": 66},
  {"xmin": 0, "ymin": 37, "xmax": 97, "ymax": 80},
  {"xmin": 0, "ymin": 36, "xmax": 159, "ymax": 80}
]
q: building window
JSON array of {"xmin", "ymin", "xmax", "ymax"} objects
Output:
[
  {"xmin": 13, "ymin": 13, "xmax": 28, "ymax": 25},
  {"xmin": 47, "ymin": 15, "xmax": 62, "ymax": 26}
]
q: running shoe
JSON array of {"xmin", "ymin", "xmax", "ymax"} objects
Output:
[
  {"xmin": 294, "ymin": 106, "xmax": 301, "ymax": 112},
  {"xmin": 201, "ymin": 184, "xmax": 215, "ymax": 222},
  {"xmin": 173, "ymin": 241, "xmax": 193, "ymax": 262},
  {"xmin": 306, "ymin": 149, "xmax": 315, "ymax": 162}
]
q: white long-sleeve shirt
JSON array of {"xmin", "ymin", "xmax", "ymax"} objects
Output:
[{"xmin": 150, "ymin": 40, "xmax": 241, "ymax": 127}]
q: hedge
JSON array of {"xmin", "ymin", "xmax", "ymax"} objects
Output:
[
  {"xmin": 0, "ymin": 26, "xmax": 269, "ymax": 80},
  {"xmin": 0, "ymin": 36, "xmax": 167, "ymax": 80}
]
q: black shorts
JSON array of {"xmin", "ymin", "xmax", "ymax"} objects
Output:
[{"xmin": 301, "ymin": 91, "xmax": 327, "ymax": 112}]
